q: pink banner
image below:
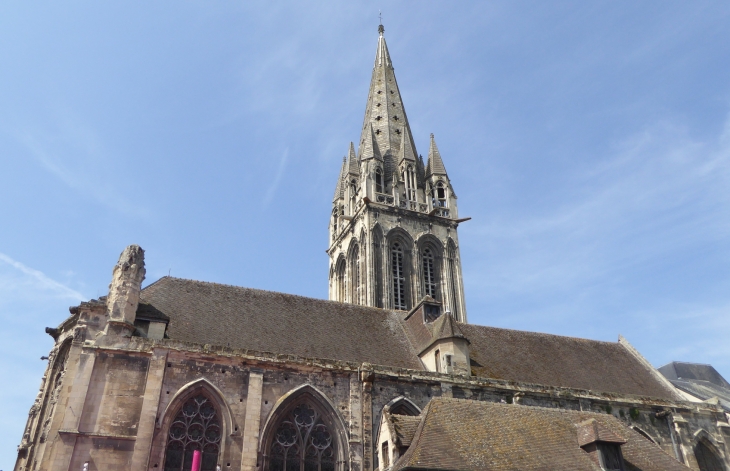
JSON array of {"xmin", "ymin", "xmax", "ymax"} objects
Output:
[{"xmin": 191, "ymin": 449, "xmax": 202, "ymax": 471}]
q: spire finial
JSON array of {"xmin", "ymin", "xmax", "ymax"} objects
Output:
[
  {"xmin": 430, "ymin": 133, "xmax": 434, "ymax": 139},
  {"xmin": 378, "ymin": 11, "xmax": 384, "ymax": 35}
]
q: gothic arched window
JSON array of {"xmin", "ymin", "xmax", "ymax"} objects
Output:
[
  {"xmin": 350, "ymin": 244, "xmax": 361, "ymax": 305},
  {"xmin": 695, "ymin": 440, "xmax": 725, "ymax": 471},
  {"xmin": 336, "ymin": 258, "xmax": 346, "ymax": 303},
  {"xmin": 375, "ymin": 168, "xmax": 383, "ymax": 193},
  {"xmin": 164, "ymin": 394, "xmax": 221, "ymax": 471},
  {"xmin": 372, "ymin": 226, "xmax": 384, "ymax": 308},
  {"xmin": 433, "ymin": 181, "xmax": 447, "ymax": 207},
  {"xmin": 268, "ymin": 403, "xmax": 336, "ymax": 471},
  {"xmin": 422, "ymin": 248, "xmax": 437, "ymax": 298},
  {"xmin": 391, "ymin": 242, "xmax": 407, "ymax": 310},
  {"xmin": 447, "ymin": 241, "xmax": 460, "ymax": 319},
  {"xmin": 403, "ymin": 165, "xmax": 416, "ymax": 202}
]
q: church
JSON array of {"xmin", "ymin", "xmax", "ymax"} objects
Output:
[{"xmin": 14, "ymin": 26, "xmax": 730, "ymax": 471}]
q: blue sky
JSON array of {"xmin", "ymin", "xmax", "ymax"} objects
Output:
[{"xmin": 1, "ymin": 1, "xmax": 730, "ymax": 466}]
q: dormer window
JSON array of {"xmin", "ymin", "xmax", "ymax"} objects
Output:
[
  {"xmin": 577, "ymin": 419, "xmax": 626, "ymax": 471},
  {"xmin": 597, "ymin": 443, "xmax": 624, "ymax": 471},
  {"xmin": 375, "ymin": 168, "xmax": 383, "ymax": 193},
  {"xmin": 424, "ymin": 304, "xmax": 440, "ymax": 323}
]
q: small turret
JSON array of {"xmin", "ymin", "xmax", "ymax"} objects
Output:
[
  {"xmin": 425, "ymin": 134, "xmax": 457, "ymax": 217},
  {"xmin": 107, "ymin": 245, "xmax": 146, "ymax": 326}
]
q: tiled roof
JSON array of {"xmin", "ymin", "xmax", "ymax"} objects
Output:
[
  {"xmin": 460, "ymin": 323, "xmax": 677, "ymax": 400},
  {"xmin": 139, "ymin": 277, "xmax": 421, "ymax": 369},
  {"xmin": 393, "ymin": 398, "xmax": 689, "ymax": 471},
  {"xmin": 390, "ymin": 414, "xmax": 421, "ymax": 448},
  {"xmin": 138, "ymin": 277, "xmax": 678, "ymax": 400}
]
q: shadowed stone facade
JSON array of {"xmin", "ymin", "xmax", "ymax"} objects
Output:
[{"xmin": 14, "ymin": 26, "xmax": 730, "ymax": 471}]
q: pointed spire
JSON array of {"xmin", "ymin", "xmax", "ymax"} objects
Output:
[
  {"xmin": 357, "ymin": 26, "xmax": 416, "ymax": 167},
  {"xmin": 375, "ymin": 24, "xmax": 392, "ymax": 68},
  {"xmin": 397, "ymin": 125, "xmax": 417, "ymax": 164},
  {"xmin": 332, "ymin": 157, "xmax": 346, "ymax": 202},
  {"xmin": 347, "ymin": 142, "xmax": 359, "ymax": 177},
  {"xmin": 359, "ymin": 123, "xmax": 382, "ymax": 161},
  {"xmin": 425, "ymin": 133, "xmax": 448, "ymax": 177}
]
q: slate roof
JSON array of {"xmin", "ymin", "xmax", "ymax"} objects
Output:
[
  {"xmin": 139, "ymin": 277, "xmax": 421, "ymax": 369},
  {"xmin": 138, "ymin": 277, "xmax": 678, "ymax": 400},
  {"xmin": 460, "ymin": 323, "xmax": 677, "ymax": 400},
  {"xmin": 392, "ymin": 398, "xmax": 689, "ymax": 471},
  {"xmin": 659, "ymin": 362, "xmax": 730, "ymax": 411}
]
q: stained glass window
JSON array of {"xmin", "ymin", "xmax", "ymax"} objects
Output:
[
  {"xmin": 269, "ymin": 403, "xmax": 336, "ymax": 471},
  {"xmin": 164, "ymin": 394, "xmax": 221, "ymax": 471}
]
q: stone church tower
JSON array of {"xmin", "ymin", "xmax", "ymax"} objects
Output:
[{"xmin": 328, "ymin": 25, "xmax": 468, "ymax": 322}]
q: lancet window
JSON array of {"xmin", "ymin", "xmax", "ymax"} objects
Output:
[
  {"xmin": 375, "ymin": 168, "xmax": 383, "ymax": 193},
  {"xmin": 447, "ymin": 242, "xmax": 460, "ymax": 319},
  {"xmin": 268, "ymin": 403, "xmax": 336, "ymax": 471},
  {"xmin": 391, "ymin": 242, "xmax": 406, "ymax": 310},
  {"xmin": 163, "ymin": 394, "xmax": 221, "ymax": 471},
  {"xmin": 403, "ymin": 165, "xmax": 416, "ymax": 202},
  {"xmin": 422, "ymin": 248, "xmax": 437, "ymax": 298},
  {"xmin": 336, "ymin": 258, "xmax": 346, "ymax": 303},
  {"xmin": 349, "ymin": 179, "xmax": 357, "ymax": 215},
  {"xmin": 350, "ymin": 244, "xmax": 361, "ymax": 305},
  {"xmin": 373, "ymin": 226, "xmax": 384, "ymax": 308},
  {"xmin": 433, "ymin": 181, "xmax": 447, "ymax": 207}
]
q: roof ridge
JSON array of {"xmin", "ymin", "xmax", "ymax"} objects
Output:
[
  {"xmin": 458, "ymin": 321, "xmax": 621, "ymax": 346},
  {"xmin": 142, "ymin": 276, "xmax": 398, "ymax": 315}
]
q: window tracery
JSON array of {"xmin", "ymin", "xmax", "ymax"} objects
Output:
[
  {"xmin": 268, "ymin": 403, "xmax": 336, "ymax": 471},
  {"xmin": 164, "ymin": 394, "xmax": 221, "ymax": 471}
]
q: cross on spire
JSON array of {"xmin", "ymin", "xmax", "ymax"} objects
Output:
[{"xmin": 378, "ymin": 11, "xmax": 384, "ymax": 35}]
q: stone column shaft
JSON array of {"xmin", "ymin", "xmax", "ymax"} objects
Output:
[
  {"xmin": 130, "ymin": 349, "xmax": 168, "ymax": 470},
  {"xmin": 240, "ymin": 370, "xmax": 264, "ymax": 471}
]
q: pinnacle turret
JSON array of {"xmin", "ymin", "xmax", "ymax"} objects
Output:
[
  {"xmin": 397, "ymin": 125, "xmax": 417, "ymax": 165},
  {"xmin": 332, "ymin": 157, "xmax": 346, "ymax": 202},
  {"xmin": 425, "ymin": 134, "xmax": 448, "ymax": 177},
  {"xmin": 347, "ymin": 142, "xmax": 359, "ymax": 177},
  {"xmin": 359, "ymin": 123, "xmax": 382, "ymax": 161}
]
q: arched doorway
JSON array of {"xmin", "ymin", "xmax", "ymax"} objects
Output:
[{"xmin": 695, "ymin": 439, "xmax": 725, "ymax": 471}]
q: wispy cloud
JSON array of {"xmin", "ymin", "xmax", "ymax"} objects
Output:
[
  {"xmin": 0, "ymin": 253, "xmax": 85, "ymax": 302},
  {"xmin": 262, "ymin": 147, "xmax": 289, "ymax": 208},
  {"xmin": 17, "ymin": 127, "xmax": 150, "ymax": 219},
  {"xmin": 469, "ymin": 116, "xmax": 730, "ymax": 299}
]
